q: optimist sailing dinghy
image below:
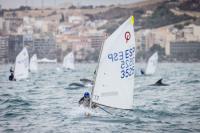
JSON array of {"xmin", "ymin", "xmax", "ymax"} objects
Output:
[
  {"xmin": 145, "ymin": 52, "xmax": 158, "ymax": 75},
  {"xmin": 81, "ymin": 16, "xmax": 135, "ymax": 116},
  {"xmin": 63, "ymin": 52, "xmax": 75, "ymax": 70},
  {"xmin": 14, "ymin": 47, "xmax": 29, "ymax": 80},
  {"xmin": 30, "ymin": 54, "xmax": 38, "ymax": 72},
  {"xmin": 135, "ymin": 52, "xmax": 158, "ymax": 76}
]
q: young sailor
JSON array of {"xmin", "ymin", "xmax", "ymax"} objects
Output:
[
  {"xmin": 9, "ymin": 66, "xmax": 16, "ymax": 81},
  {"xmin": 79, "ymin": 92, "xmax": 97, "ymax": 108}
]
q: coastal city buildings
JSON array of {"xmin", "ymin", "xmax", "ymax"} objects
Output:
[
  {"xmin": 8, "ymin": 35, "xmax": 23, "ymax": 63},
  {"xmin": 34, "ymin": 34, "xmax": 57, "ymax": 59},
  {"xmin": 170, "ymin": 41, "xmax": 200, "ymax": 61},
  {"xmin": 0, "ymin": 36, "xmax": 8, "ymax": 63},
  {"xmin": 0, "ymin": 1, "xmax": 200, "ymax": 63},
  {"xmin": 135, "ymin": 23, "xmax": 200, "ymax": 60}
]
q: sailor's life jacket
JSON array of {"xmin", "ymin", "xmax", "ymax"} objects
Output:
[{"xmin": 78, "ymin": 97, "xmax": 97, "ymax": 108}]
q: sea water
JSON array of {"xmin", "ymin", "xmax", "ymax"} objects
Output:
[{"xmin": 0, "ymin": 63, "xmax": 200, "ymax": 133}]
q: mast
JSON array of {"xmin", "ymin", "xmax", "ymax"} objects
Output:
[
  {"xmin": 23, "ymin": 35, "xmax": 24, "ymax": 48},
  {"xmin": 90, "ymin": 35, "xmax": 107, "ymax": 108}
]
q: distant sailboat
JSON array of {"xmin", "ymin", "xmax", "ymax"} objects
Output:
[
  {"xmin": 30, "ymin": 54, "xmax": 38, "ymax": 72},
  {"xmin": 63, "ymin": 52, "xmax": 75, "ymax": 70},
  {"xmin": 14, "ymin": 47, "xmax": 29, "ymax": 80},
  {"xmin": 90, "ymin": 16, "xmax": 135, "ymax": 110},
  {"xmin": 145, "ymin": 52, "xmax": 158, "ymax": 75}
]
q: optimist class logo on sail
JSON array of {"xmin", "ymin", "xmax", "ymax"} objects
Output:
[{"xmin": 125, "ymin": 32, "xmax": 131, "ymax": 43}]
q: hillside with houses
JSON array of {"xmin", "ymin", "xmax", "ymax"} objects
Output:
[{"xmin": 0, "ymin": 0, "xmax": 200, "ymax": 63}]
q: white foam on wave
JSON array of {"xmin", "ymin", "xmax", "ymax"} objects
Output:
[
  {"xmin": 56, "ymin": 67, "xmax": 61, "ymax": 71},
  {"xmin": 69, "ymin": 105, "xmax": 99, "ymax": 118}
]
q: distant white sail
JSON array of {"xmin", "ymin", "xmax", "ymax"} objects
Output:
[
  {"xmin": 145, "ymin": 52, "xmax": 158, "ymax": 75},
  {"xmin": 14, "ymin": 47, "xmax": 29, "ymax": 80},
  {"xmin": 63, "ymin": 52, "xmax": 75, "ymax": 70},
  {"xmin": 92, "ymin": 16, "xmax": 135, "ymax": 109},
  {"xmin": 30, "ymin": 54, "xmax": 38, "ymax": 72}
]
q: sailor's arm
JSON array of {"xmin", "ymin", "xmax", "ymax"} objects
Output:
[{"xmin": 78, "ymin": 97, "xmax": 84, "ymax": 105}]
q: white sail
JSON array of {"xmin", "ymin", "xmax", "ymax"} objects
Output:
[
  {"xmin": 92, "ymin": 16, "xmax": 135, "ymax": 109},
  {"xmin": 30, "ymin": 54, "xmax": 38, "ymax": 72},
  {"xmin": 63, "ymin": 52, "xmax": 75, "ymax": 70},
  {"xmin": 14, "ymin": 47, "xmax": 29, "ymax": 80},
  {"xmin": 145, "ymin": 52, "xmax": 158, "ymax": 75}
]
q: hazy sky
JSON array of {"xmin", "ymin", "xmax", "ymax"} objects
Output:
[{"xmin": 0, "ymin": 0, "xmax": 143, "ymax": 9}]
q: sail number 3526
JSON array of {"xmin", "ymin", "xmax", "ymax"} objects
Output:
[{"xmin": 120, "ymin": 58, "xmax": 134, "ymax": 78}]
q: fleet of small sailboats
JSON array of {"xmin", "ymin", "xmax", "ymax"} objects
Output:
[{"xmin": 11, "ymin": 48, "xmax": 76, "ymax": 80}]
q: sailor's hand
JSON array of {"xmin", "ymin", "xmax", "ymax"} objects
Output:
[{"xmin": 91, "ymin": 103, "xmax": 97, "ymax": 108}]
